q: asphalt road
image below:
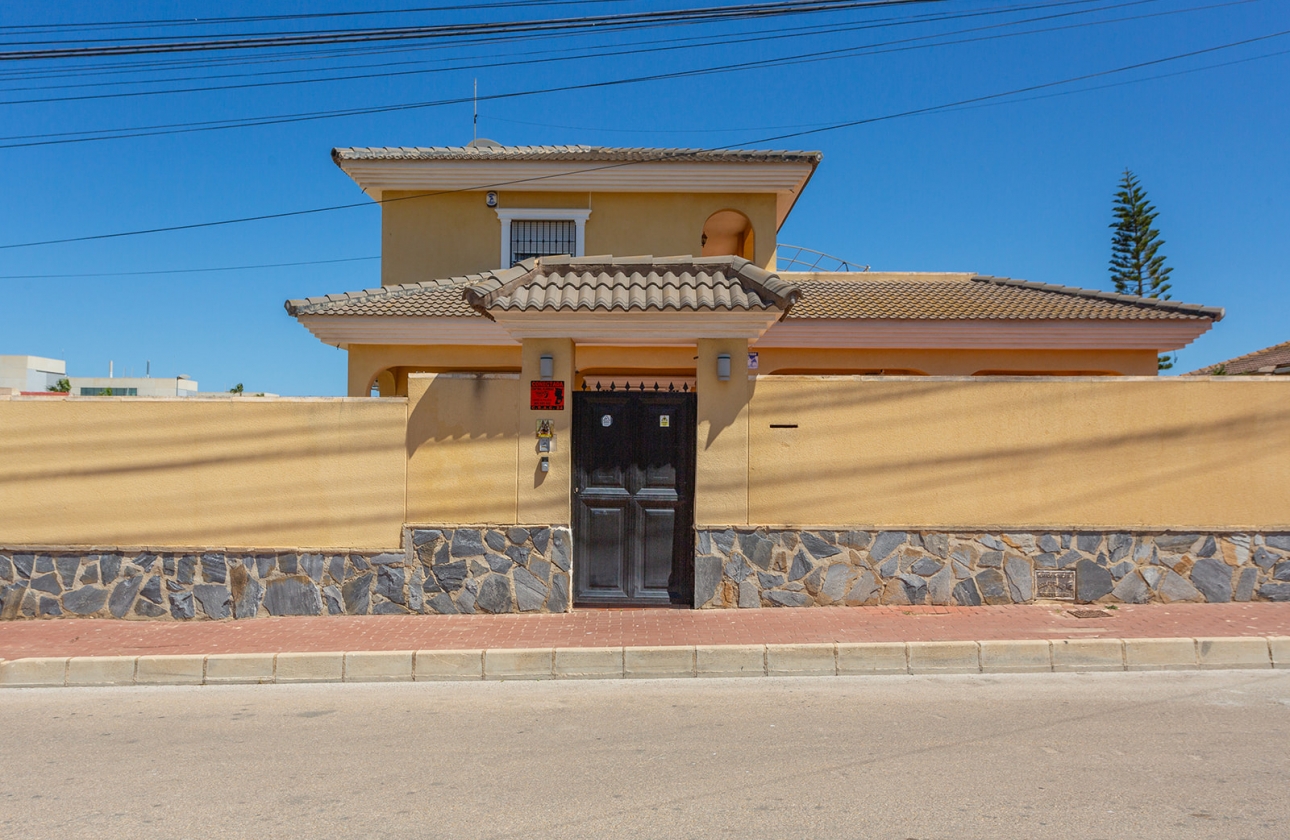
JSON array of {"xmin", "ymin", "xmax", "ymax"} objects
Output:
[{"xmin": 3, "ymin": 672, "xmax": 1288, "ymax": 839}]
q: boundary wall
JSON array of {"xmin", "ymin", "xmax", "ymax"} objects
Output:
[{"xmin": 2, "ymin": 376, "xmax": 1288, "ymax": 619}]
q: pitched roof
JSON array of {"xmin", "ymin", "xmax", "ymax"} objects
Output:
[
  {"xmin": 779, "ymin": 273, "xmax": 1223, "ymax": 321},
  {"xmin": 1186, "ymin": 339, "xmax": 1290, "ymax": 375},
  {"xmin": 285, "ymin": 277, "xmax": 483, "ymax": 318},
  {"xmin": 332, "ymin": 145, "xmax": 822, "ymax": 165},
  {"xmin": 464, "ymin": 255, "xmax": 798, "ymax": 314},
  {"xmin": 286, "ymin": 262, "xmax": 1223, "ymax": 323}
]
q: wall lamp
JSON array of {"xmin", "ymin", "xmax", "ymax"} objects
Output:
[
  {"xmin": 716, "ymin": 353, "xmax": 731, "ymax": 382},
  {"xmin": 539, "ymin": 354, "xmax": 554, "ymax": 381}
]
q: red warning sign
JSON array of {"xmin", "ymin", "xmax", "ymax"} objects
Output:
[{"xmin": 530, "ymin": 380, "xmax": 565, "ymax": 410}]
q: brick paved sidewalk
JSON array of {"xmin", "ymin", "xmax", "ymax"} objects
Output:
[{"xmin": 1, "ymin": 603, "xmax": 1287, "ymax": 660}]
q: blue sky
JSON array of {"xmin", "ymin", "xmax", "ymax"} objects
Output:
[{"xmin": 1, "ymin": 0, "xmax": 1286, "ymax": 394}]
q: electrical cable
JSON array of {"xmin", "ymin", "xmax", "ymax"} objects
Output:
[
  {"xmin": 0, "ymin": 256, "xmax": 380, "ymax": 280},
  {"xmin": 0, "ymin": 0, "xmax": 937, "ymax": 58},
  {"xmin": 0, "ymin": 0, "xmax": 1159, "ymax": 105},
  {"xmin": 2, "ymin": 26, "xmax": 1285, "ymax": 251},
  {"xmin": 0, "ymin": 0, "xmax": 1108, "ymax": 93},
  {"xmin": 0, "ymin": 0, "xmax": 1222, "ymax": 146}
]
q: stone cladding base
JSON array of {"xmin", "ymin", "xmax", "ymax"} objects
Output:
[
  {"xmin": 695, "ymin": 529, "xmax": 1290, "ymax": 608},
  {"xmin": 0, "ymin": 525, "xmax": 571, "ymax": 620},
  {"xmin": 409, "ymin": 526, "xmax": 571, "ymax": 615}
]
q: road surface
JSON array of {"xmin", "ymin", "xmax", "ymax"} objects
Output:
[{"xmin": 3, "ymin": 671, "xmax": 1288, "ymax": 838}]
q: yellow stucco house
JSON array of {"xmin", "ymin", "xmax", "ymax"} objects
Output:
[
  {"xmin": 3, "ymin": 142, "xmax": 1285, "ymax": 623},
  {"xmin": 276, "ymin": 142, "xmax": 1286, "ymax": 614}
]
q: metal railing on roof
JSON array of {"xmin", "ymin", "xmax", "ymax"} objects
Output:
[{"xmin": 776, "ymin": 244, "xmax": 868, "ymax": 273}]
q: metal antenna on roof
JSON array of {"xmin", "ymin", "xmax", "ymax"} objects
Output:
[{"xmin": 472, "ymin": 79, "xmax": 478, "ymax": 142}]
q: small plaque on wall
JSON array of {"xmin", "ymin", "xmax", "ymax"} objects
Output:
[
  {"xmin": 530, "ymin": 381, "xmax": 565, "ymax": 410},
  {"xmin": 1035, "ymin": 569, "xmax": 1075, "ymax": 600}
]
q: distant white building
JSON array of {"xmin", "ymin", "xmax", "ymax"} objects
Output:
[
  {"xmin": 70, "ymin": 375, "xmax": 198, "ymax": 397},
  {"xmin": 0, "ymin": 355, "xmax": 65, "ymax": 393},
  {"xmin": 0, "ymin": 355, "xmax": 200, "ymax": 396}
]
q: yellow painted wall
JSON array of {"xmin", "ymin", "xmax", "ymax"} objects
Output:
[
  {"xmin": 406, "ymin": 374, "xmax": 519, "ymax": 525},
  {"xmin": 349, "ymin": 344, "xmax": 522, "ymax": 397},
  {"xmin": 695, "ymin": 339, "xmax": 751, "ymax": 526},
  {"xmin": 754, "ymin": 347, "xmax": 1159, "ymax": 377},
  {"xmin": 518, "ymin": 339, "xmax": 575, "ymax": 525},
  {"xmin": 583, "ymin": 192, "xmax": 778, "ymax": 269},
  {"xmin": 381, "ymin": 190, "xmax": 500, "ymax": 284},
  {"xmin": 745, "ymin": 377, "xmax": 1290, "ymax": 530},
  {"xmin": 0, "ymin": 397, "xmax": 407, "ymax": 549},
  {"xmin": 379, "ymin": 190, "xmax": 780, "ymax": 284}
]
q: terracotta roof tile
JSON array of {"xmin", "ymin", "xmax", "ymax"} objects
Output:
[
  {"xmin": 287, "ymin": 264, "xmax": 1223, "ymax": 324},
  {"xmin": 332, "ymin": 145, "xmax": 821, "ymax": 164},
  {"xmin": 1187, "ymin": 339, "xmax": 1290, "ymax": 375},
  {"xmin": 284, "ymin": 276, "xmax": 490, "ymax": 318},
  {"xmin": 780, "ymin": 273, "xmax": 1222, "ymax": 321},
  {"xmin": 466, "ymin": 255, "xmax": 798, "ymax": 313}
]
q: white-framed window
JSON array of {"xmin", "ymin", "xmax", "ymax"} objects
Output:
[{"xmin": 495, "ymin": 208, "xmax": 591, "ymax": 267}]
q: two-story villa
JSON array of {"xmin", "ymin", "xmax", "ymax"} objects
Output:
[{"xmin": 287, "ymin": 142, "xmax": 1223, "ymax": 610}]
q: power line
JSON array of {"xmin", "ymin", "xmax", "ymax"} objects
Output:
[
  {"xmin": 2, "ymin": 26, "xmax": 1285, "ymax": 251},
  {"xmin": 0, "ymin": 0, "xmax": 935, "ymax": 59},
  {"xmin": 0, "ymin": 0, "xmax": 638, "ymax": 35},
  {"xmin": 0, "ymin": 256, "xmax": 380, "ymax": 280},
  {"xmin": 1, "ymin": 0, "xmax": 1087, "ymax": 93},
  {"xmin": 0, "ymin": 0, "xmax": 1137, "ymax": 105},
  {"xmin": 0, "ymin": 0, "xmax": 1213, "ymax": 147}
]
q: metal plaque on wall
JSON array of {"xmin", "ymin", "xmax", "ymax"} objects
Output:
[{"xmin": 1035, "ymin": 569, "xmax": 1076, "ymax": 600}]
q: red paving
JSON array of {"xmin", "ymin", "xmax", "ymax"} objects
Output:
[{"xmin": 1, "ymin": 603, "xmax": 1287, "ymax": 659}]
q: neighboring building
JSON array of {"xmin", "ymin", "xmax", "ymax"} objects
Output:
[
  {"xmin": 0, "ymin": 355, "xmax": 65, "ymax": 393},
  {"xmin": 1187, "ymin": 339, "xmax": 1290, "ymax": 376},
  {"xmin": 69, "ymin": 375, "xmax": 198, "ymax": 397},
  {"xmin": 0, "ymin": 356, "xmax": 200, "ymax": 396}
]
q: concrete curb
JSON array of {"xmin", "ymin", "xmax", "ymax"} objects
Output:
[{"xmin": 2, "ymin": 637, "xmax": 1287, "ymax": 688}]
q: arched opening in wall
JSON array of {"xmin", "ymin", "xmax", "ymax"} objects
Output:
[
  {"xmin": 701, "ymin": 209, "xmax": 755, "ymax": 261},
  {"xmin": 767, "ymin": 368, "xmax": 929, "ymax": 376},
  {"xmin": 370, "ymin": 366, "xmax": 522, "ymax": 397},
  {"xmin": 971, "ymin": 369, "xmax": 1122, "ymax": 377},
  {"xmin": 371, "ymin": 369, "xmax": 397, "ymax": 397}
]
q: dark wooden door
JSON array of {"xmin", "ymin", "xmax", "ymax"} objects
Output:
[{"xmin": 572, "ymin": 391, "xmax": 696, "ymax": 606}]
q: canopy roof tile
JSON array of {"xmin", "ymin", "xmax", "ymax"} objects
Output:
[
  {"xmin": 782, "ymin": 273, "xmax": 1223, "ymax": 321},
  {"xmin": 1187, "ymin": 339, "xmax": 1290, "ymax": 375},
  {"xmin": 464, "ymin": 255, "xmax": 798, "ymax": 315},
  {"xmin": 286, "ymin": 260, "xmax": 1223, "ymax": 323},
  {"xmin": 332, "ymin": 145, "xmax": 822, "ymax": 164}
]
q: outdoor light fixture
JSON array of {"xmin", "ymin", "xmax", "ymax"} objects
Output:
[
  {"xmin": 540, "ymin": 354, "xmax": 554, "ymax": 381},
  {"xmin": 717, "ymin": 353, "xmax": 731, "ymax": 381}
]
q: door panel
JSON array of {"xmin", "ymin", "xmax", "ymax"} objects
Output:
[
  {"xmin": 573, "ymin": 391, "xmax": 696, "ymax": 606},
  {"xmin": 583, "ymin": 503, "xmax": 628, "ymax": 595},
  {"xmin": 639, "ymin": 506, "xmax": 677, "ymax": 592}
]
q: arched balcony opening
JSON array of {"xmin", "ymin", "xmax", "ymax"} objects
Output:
[{"xmin": 700, "ymin": 209, "xmax": 755, "ymax": 261}]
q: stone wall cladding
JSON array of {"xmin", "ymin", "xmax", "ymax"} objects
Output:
[
  {"xmin": 409, "ymin": 526, "xmax": 572, "ymax": 615},
  {"xmin": 695, "ymin": 530, "xmax": 1290, "ymax": 608},
  {"xmin": 0, "ymin": 526, "xmax": 572, "ymax": 620}
]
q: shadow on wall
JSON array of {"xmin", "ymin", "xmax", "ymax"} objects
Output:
[
  {"xmin": 0, "ymin": 400, "xmax": 407, "ymax": 548},
  {"xmin": 743, "ymin": 378, "xmax": 1290, "ymax": 528}
]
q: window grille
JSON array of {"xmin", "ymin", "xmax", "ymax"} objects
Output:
[{"xmin": 511, "ymin": 219, "xmax": 577, "ymax": 265}]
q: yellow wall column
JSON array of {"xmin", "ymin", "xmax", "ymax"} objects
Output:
[
  {"xmin": 695, "ymin": 338, "xmax": 751, "ymax": 526},
  {"xmin": 518, "ymin": 338, "xmax": 575, "ymax": 525}
]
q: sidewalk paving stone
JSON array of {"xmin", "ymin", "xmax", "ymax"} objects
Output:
[{"xmin": 0, "ymin": 604, "xmax": 1287, "ymax": 664}]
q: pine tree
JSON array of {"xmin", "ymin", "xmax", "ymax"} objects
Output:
[
  {"xmin": 1110, "ymin": 170, "xmax": 1172, "ymax": 298},
  {"xmin": 1109, "ymin": 170, "xmax": 1174, "ymax": 369}
]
